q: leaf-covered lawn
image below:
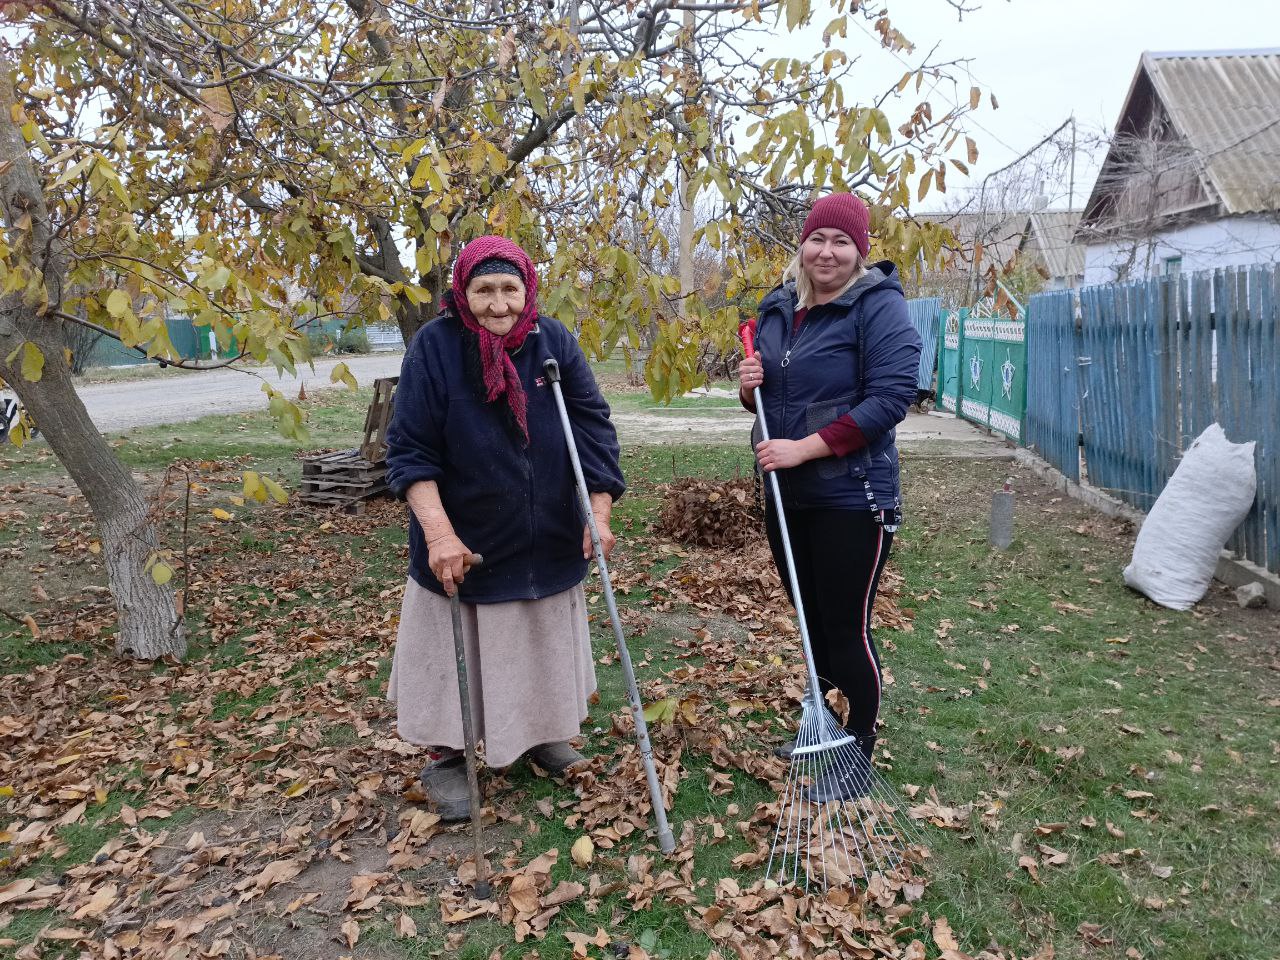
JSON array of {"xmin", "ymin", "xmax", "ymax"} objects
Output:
[{"xmin": 0, "ymin": 419, "xmax": 1275, "ymax": 960}]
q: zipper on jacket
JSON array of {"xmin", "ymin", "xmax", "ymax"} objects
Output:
[{"xmin": 779, "ymin": 306, "xmax": 795, "ymax": 503}]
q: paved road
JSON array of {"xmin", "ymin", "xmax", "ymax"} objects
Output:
[
  {"xmin": 78, "ymin": 354, "xmax": 406, "ymax": 433},
  {"xmin": 76, "ymin": 355, "xmax": 1010, "ymax": 458}
]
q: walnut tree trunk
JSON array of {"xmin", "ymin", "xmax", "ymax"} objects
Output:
[{"xmin": 0, "ymin": 59, "xmax": 184, "ymax": 660}]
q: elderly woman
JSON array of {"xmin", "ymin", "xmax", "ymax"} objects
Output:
[
  {"xmin": 385, "ymin": 235, "xmax": 624, "ymax": 821},
  {"xmin": 738, "ymin": 193, "xmax": 921, "ymax": 800}
]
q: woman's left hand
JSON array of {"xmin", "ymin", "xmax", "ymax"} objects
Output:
[
  {"xmin": 756, "ymin": 437, "xmax": 824, "ymax": 472},
  {"xmin": 584, "ymin": 515, "xmax": 617, "ymax": 560}
]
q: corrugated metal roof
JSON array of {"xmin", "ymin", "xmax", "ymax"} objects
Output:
[
  {"xmin": 1143, "ymin": 50, "xmax": 1280, "ymax": 214},
  {"xmin": 1024, "ymin": 211, "xmax": 1085, "ymax": 280}
]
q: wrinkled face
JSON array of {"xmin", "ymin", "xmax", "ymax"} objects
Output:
[
  {"xmin": 800, "ymin": 228, "xmax": 861, "ymax": 292},
  {"xmin": 465, "ymin": 273, "xmax": 527, "ymax": 336}
]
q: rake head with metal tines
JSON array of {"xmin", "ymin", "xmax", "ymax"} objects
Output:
[{"xmin": 766, "ymin": 698, "xmax": 926, "ymax": 892}]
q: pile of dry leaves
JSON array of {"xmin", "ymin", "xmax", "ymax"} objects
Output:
[
  {"xmin": 0, "ymin": 469, "xmax": 998, "ymax": 960},
  {"xmin": 657, "ymin": 478, "xmax": 760, "ymax": 550}
]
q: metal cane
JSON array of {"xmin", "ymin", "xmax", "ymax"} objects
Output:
[
  {"xmin": 448, "ymin": 553, "xmax": 492, "ymax": 899},
  {"xmin": 542, "ymin": 358, "xmax": 677, "ymax": 855}
]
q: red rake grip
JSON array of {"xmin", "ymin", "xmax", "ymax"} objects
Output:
[{"xmin": 739, "ymin": 321, "xmax": 756, "ymax": 359}]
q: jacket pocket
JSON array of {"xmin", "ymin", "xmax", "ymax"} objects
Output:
[{"xmin": 805, "ymin": 394, "xmax": 871, "ymax": 480}]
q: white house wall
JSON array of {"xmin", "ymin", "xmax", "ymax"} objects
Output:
[{"xmin": 1082, "ymin": 215, "xmax": 1280, "ymax": 285}]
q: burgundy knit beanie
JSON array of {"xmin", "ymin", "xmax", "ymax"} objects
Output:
[{"xmin": 799, "ymin": 193, "xmax": 870, "ymax": 257}]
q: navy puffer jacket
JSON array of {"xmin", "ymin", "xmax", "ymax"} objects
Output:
[
  {"xmin": 386, "ymin": 313, "xmax": 625, "ymax": 603},
  {"xmin": 754, "ymin": 262, "xmax": 921, "ymax": 512}
]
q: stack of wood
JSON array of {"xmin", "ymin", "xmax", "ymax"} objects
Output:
[{"xmin": 299, "ymin": 376, "xmax": 397, "ymax": 514}]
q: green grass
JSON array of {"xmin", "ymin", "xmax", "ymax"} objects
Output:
[
  {"xmin": 0, "ymin": 386, "xmax": 374, "ymax": 484},
  {"xmin": 606, "ymin": 383, "xmax": 742, "ymax": 413},
  {"xmin": 875, "ymin": 457, "xmax": 1278, "ymax": 959}
]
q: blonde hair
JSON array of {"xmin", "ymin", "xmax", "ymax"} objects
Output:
[{"xmin": 783, "ymin": 249, "xmax": 867, "ymax": 310}]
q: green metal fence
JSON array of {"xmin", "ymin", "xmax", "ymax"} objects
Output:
[{"xmin": 936, "ymin": 308, "xmax": 1027, "ymax": 442}]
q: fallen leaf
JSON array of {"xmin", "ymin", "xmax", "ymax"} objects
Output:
[
  {"xmin": 508, "ymin": 874, "xmax": 540, "ymax": 915},
  {"xmin": 933, "ymin": 915, "xmax": 960, "ymax": 950},
  {"xmin": 72, "ymin": 882, "xmax": 117, "ymax": 920},
  {"xmin": 340, "ymin": 919, "xmax": 359, "ymax": 948},
  {"xmin": 571, "ymin": 835, "xmax": 594, "ymax": 868},
  {"xmin": 543, "ymin": 880, "xmax": 585, "ymax": 906}
]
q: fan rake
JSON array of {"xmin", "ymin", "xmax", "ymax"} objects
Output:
[{"xmin": 740, "ymin": 321, "xmax": 925, "ymax": 892}]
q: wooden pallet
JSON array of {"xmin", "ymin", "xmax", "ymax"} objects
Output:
[
  {"xmin": 360, "ymin": 377, "xmax": 398, "ymax": 463},
  {"xmin": 299, "ymin": 448, "xmax": 388, "ymax": 514}
]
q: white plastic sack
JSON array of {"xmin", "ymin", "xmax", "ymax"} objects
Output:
[{"xmin": 1123, "ymin": 423, "xmax": 1256, "ymax": 610}]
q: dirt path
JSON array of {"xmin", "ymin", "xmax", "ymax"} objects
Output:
[{"xmin": 611, "ymin": 405, "xmax": 1012, "ymax": 458}]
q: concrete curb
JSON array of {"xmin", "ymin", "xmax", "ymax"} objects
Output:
[
  {"xmin": 1012, "ymin": 449, "xmax": 1146, "ymax": 526},
  {"xmin": 1012, "ymin": 449, "xmax": 1280, "ymax": 609}
]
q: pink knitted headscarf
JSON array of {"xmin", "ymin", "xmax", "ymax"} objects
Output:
[{"xmin": 449, "ymin": 236, "xmax": 539, "ymax": 442}]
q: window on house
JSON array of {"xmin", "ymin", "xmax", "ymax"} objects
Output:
[{"xmin": 1163, "ymin": 255, "xmax": 1182, "ymax": 278}]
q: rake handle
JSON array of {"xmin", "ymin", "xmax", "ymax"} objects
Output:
[{"xmin": 738, "ymin": 323, "xmax": 823, "ymax": 700}]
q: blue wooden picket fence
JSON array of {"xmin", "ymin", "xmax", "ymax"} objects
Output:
[
  {"xmin": 906, "ymin": 296, "xmax": 942, "ymax": 392},
  {"xmin": 1024, "ymin": 290, "xmax": 1080, "ymax": 483},
  {"xmin": 1023, "ymin": 264, "xmax": 1279, "ymax": 576}
]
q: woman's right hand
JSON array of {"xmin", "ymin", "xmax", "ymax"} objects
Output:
[
  {"xmin": 738, "ymin": 355, "xmax": 764, "ymax": 393},
  {"xmin": 427, "ymin": 533, "xmax": 475, "ymax": 596}
]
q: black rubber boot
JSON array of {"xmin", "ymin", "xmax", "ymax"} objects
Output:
[
  {"xmin": 802, "ymin": 732, "xmax": 876, "ymax": 803},
  {"xmin": 420, "ymin": 756, "xmax": 471, "ymax": 822},
  {"xmin": 803, "ymin": 750, "xmax": 872, "ymax": 802},
  {"xmin": 526, "ymin": 741, "xmax": 586, "ymax": 775}
]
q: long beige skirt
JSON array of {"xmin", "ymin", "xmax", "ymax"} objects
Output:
[{"xmin": 387, "ymin": 577, "xmax": 596, "ymax": 768}]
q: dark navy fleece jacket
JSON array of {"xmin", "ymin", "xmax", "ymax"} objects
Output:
[
  {"xmin": 754, "ymin": 262, "xmax": 921, "ymax": 511},
  {"xmin": 385, "ymin": 313, "xmax": 625, "ymax": 603}
]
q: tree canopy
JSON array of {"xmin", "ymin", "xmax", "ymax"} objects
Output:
[
  {"xmin": 0, "ymin": 0, "xmax": 979, "ymax": 659},
  {"xmin": 8, "ymin": 0, "xmax": 974, "ymax": 401}
]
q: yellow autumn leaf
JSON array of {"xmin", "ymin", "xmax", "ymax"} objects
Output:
[
  {"xmin": 242, "ymin": 470, "xmax": 266, "ymax": 503},
  {"xmin": 150, "ymin": 561, "xmax": 174, "ymax": 586},
  {"xmin": 87, "ymin": 540, "xmax": 101, "ymax": 554},
  {"xmin": 261, "ymin": 476, "xmax": 288, "ymax": 504},
  {"xmin": 229, "ymin": 495, "xmax": 245, "ymax": 506},
  {"xmin": 570, "ymin": 835, "xmax": 594, "ymax": 868},
  {"xmin": 330, "ymin": 361, "xmax": 358, "ymax": 390},
  {"xmin": 211, "ymin": 508, "xmax": 233, "ymax": 521},
  {"xmin": 283, "ymin": 780, "xmax": 311, "ymax": 798},
  {"xmin": 105, "ymin": 289, "xmax": 131, "ymax": 317},
  {"xmin": 19, "ymin": 342, "xmax": 43, "ymax": 382},
  {"xmin": 0, "ymin": 785, "xmax": 14, "ymax": 798}
]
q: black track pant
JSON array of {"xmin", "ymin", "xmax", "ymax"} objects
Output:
[{"xmin": 765, "ymin": 503, "xmax": 894, "ymax": 742}]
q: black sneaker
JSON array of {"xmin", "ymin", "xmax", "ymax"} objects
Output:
[
  {"xmin": 803, "ymin": 753, "xmax": 872, "ymax": 802},
  {"xmin": 773, "ymin": 739, "xmax": 797, "ymax": 761}
]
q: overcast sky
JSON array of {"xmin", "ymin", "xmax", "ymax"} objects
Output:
[{"xmin": 821, "ymin": 0, "xmax": 1279, "ymax": 211}]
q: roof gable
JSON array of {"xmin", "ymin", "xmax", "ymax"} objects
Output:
[
  {"xmin": 1078, "ymin": 49, "xmax": 1280, "ymax": 235},
  {"xmin": 1020, "ymin": 211, "xmax": 1085, "ymax": 279}
]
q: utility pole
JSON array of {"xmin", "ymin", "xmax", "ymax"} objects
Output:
[
  {"xmin": 677, "ymin": 8, "xmax": 696, "ymax": 319},
  {"xmin": 1069, "ymin": 115, "xmax": 1077, "ymax": 210}
]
